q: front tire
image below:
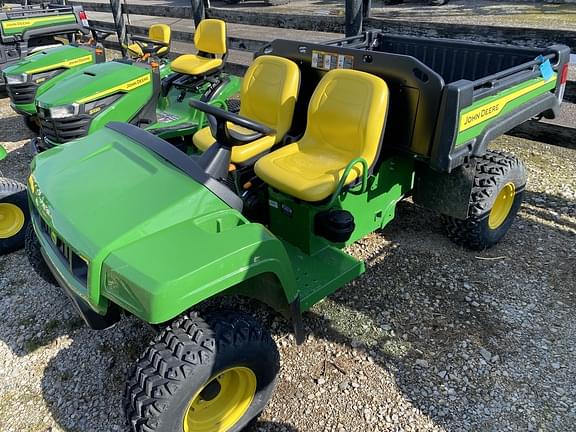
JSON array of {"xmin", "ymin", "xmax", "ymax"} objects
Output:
[
  {"xmin": 125, "ymin": 310, "xmax": 280, "ymax": 432},
  {"xmin": 443, "ymin": 150, "xmax": 526, "ymax": 250},
  {"xmin": 0, "ymin": 179, "xmax": 29, "ymax": 255}
]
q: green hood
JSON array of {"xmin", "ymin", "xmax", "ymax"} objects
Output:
[
  {"xmin": 29, "ymin": 126, "xmax": 230, "ymax": 260},
  {"xmin": 2, "ymin": 45, "xmax": 93, "ymax": 77},
  {"xmin": 35, "ymin": 60, "xmax": 152, "ymax": 107},
  {"xmin": 0, "ymin": 146, "xmax": 6, "ymax": 160}
]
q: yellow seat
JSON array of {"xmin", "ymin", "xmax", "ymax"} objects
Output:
[
  {"xmin": 193, "ymin": 55, "xmax": 300, "ymax": 164},
  {"xmin": 171, "ymin": 19, "xmax": 227, "ymax": 76},
  {"xmin": 254, "ymin": 69, "xmax": 389, "ymax": 202},
  {"xmin": 127, "ymin": 24, "xmax": 171, "ymax": 58}
]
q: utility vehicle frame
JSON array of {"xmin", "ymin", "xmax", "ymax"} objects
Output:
[{"xmin": 26, "ymin": 30, "xmax": 570, "ymax": 432}]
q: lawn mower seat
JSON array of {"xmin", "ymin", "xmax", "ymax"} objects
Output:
[
  {"xmin": 127, "ymin": 24, "xmax": 171, "ymax": 58},
  {"xmin": 193, "ymin": 55, "xmax": 301, "ymax": 164},
  {"xmin": 170, "ymin": 19, "xmax": 228, "ymax": 76},
  {"xmin": 254, "ymin": 69, "xmax": 389, "ymax": 202}
]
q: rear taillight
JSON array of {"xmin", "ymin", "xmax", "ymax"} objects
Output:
[
  {"xmin": 559, "ymin": 63, "xmax": 569, "ymax": 85},
  {"xmin": 79, "ymin": 11, "xmax": 89, "ymax": 27},
  {"xmin": 558, "ymin": 63, "xmax": 569, "ymax": 102}
]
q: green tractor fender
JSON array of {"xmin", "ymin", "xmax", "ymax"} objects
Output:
[{"xmin": 100, "ymin": 213, "xmax": 299, "ymax": 326}]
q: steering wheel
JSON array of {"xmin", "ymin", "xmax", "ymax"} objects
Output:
[
  {"xmin": 88, "ymin": 26, "xmax": 116, "ymax": 43},
  {"xmin": 130, "ymin": 35, "xmax": 169, "ymax": 56},
  {"xmin": 189, "ymin": 99, "xmax": 275, "ymax": 148}
]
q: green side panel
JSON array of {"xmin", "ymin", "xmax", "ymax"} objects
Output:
[
  {"xmin": 340, "ymin": 156, "xmax": 415, "ymax": 243},
  {"xmin": 267, "ymin": 156, "xmax": 415, "ymax": 255},
  {"xmin": 87, "ymin": 84, "xmax": 153, "ymax": 134},
  {"xmin": 1, "ymin": 14, "xmax": 77, "ymax": 36},
  {"xmin": 455, "ymin": 75, "xmax": 558, "ymax": 146},
  {"xmin": 0, "ymin": 145, "xmax": 6, "ymax": 160}
]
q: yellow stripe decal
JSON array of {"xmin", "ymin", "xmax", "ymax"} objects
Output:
[
  {"xmin": 459, "ymin": 78, "xmax": 554, "ymax": 132},
  {"xmin": 2, "ymin": 14, "xmax": 74, "ymax": 30},
  {"xmin": 77, "ymin": 74, "xmax": 151, "ymax": 103},
  {"xmin": 28, "ymin": 54, "xmax": 93, "ymax": 74}
]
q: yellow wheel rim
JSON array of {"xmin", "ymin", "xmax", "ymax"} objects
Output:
[
  {"xmin": 183, "ymin": 367, "xmax": 257, "ymax": 432},
  {"xmin": 488, "ymin": 182, "xmax": 516, "ymax": 230},
  {"xmin": 0, "ymin": 203, "xmax": 25, "ymax": 239}
]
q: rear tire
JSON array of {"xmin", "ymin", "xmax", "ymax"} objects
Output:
[
  {"xmin": 0, "ymin": 179, "xmax": 29, "ymax": 255},
  {"xmin": 125, "ymin": 310, "xmax": 280, "ymax": 432},
  {"xmin": 443, "ymin": 151, "xmax": 526, "ymax": 250},
  {"xmin": 25, "ymin": 224, "xmax": 56, "ymax": 285}
]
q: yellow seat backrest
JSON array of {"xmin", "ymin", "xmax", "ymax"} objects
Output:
[
  {"xmin": 149, "ymin": 24, "xmax": 171, "ymax": 45},
  {"xmin": 194, "ymin": 19, "xmax": 227, "ymax": 56},
  {"xmin": 302, "ymin": 68, "xmax": 389, "ymax": 168},
  {"xmin": 239, "ymin": 55, "xmax": 301, "ymax": 142}
]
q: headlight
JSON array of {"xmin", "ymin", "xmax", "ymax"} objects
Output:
[
  {"xmin": 49, "ymin": 104, "xmax": 79, "ymax": 119},
  {"xmin": 5, "ymin": 73, "xmax": 29, "ymax": 84}
]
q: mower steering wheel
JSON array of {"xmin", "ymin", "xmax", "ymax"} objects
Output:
[
  {"xmin": 88, "ymin": 26, "xmax": 115, "ymax": 42},
  {"xmin": 130, "ymin": 35, "xmax": 168, "ymax": 55},
  {"xmin": 189, "ymin": 99, "xmax": 275, "ymax": 148}
]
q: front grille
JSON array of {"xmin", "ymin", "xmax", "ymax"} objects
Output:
[
  {"xmin": 6, "ymin": 82, "xmax": 38, "ymax": 105},
  {"xmin": 38, "ymin": 110, "xmax": 92, "ymax": 144},
  {"xmin": 37, "ymin": 213, "xmax": 89, "ymax": 286}
]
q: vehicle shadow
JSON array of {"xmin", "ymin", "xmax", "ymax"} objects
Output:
[
  {"xmin": 0, "ymin": 189, "xmax": 572, "ymax": 430},
  {"xmin": 0, "ymin": 114, "xmax": 34, "ymax": 144},
  {"xmin": 298, "ymin": 193, "xmax": 575, "ymax": 430}
]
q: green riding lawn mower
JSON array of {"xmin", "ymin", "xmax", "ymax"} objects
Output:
[
  {"xmin": 28, "ymin": 18, "xmax": 241, "ymax": 151},
  {"xmin": 0, "ymin": 144, "xmax": 29, "ymax": 255},
  {"xmin": 25, "ymin": 29, "xmax": 569, "ymax": 432},
  {"xmin": 0, "ymin": 2, "xmax": 90, "ymax": 91},
  {"xmin": 2, "ymin": 17, "xmax": 173, "ymax": 132}
]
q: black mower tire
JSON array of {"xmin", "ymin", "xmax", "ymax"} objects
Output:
[
  {"xmin": 125, "ymin": 310, "xmax": 280, "ymax": 432},
  {"xmin": 443, "ymin": 150, "xmax": 526, "ymax": 251},
  {"xmin": 0, "ymin": 179, "xmax": 29, "ymax": 255},
  {"xmin": 25, "ymin": 224, "xmax": 57, "ymax": 285},
  {"xmin": 23, "ymin": 115, "xmax": 40, "ymax": 134}
]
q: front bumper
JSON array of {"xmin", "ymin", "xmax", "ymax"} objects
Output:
[{"xmin": 32, "ymin": 214, "xmax": 120, "ymax": 330}]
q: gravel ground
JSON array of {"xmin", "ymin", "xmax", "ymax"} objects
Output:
[{"xmin": 1, "ymin": 93, "xmax": 575, "ymax": 432}]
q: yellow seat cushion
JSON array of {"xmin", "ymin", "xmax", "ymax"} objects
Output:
[
  {"xmin": 255, "ymin": 68, "xmax": 389, "ymax": 202},
  {"xmin": 191, "ymin": 55, "xmax": 300, "ymax": 164},
  {"xmin": 126, "ymin": 24, "xmax": 171, "ymax": 58},
  {"xmin": 193, "ymin": 124, "xmax": 277, "ymax": 164},
  {"xmin": 171, "ymin": 54, "xmax": 223, "ymax": 76}
]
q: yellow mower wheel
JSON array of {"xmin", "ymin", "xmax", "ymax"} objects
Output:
[{"xmin": 0, "ymin": 202, "xmax": 25, "ymax": 239}]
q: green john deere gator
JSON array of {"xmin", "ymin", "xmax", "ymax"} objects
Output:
[
  {"xmin": 0, "ymin": 144, "xmax": 29, "ymax": 255},
  {"xmin": 0, "ymin": 2, "xmax": 89, "ymax": 91},
  {"xmin": 26, "ymin": 32, "xmax": 570, "ymax": 431},
  {"xmin": 31, "ymin": 19, "xmax": 240, "ymax": 151}
]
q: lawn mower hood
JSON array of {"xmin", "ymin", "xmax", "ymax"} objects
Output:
[
  {"xmin": 35, "ymin": 60, "xmax": 153, "ymax": 109},
  {"xmin": 3, "ymin": 45, "xmax": 94, "ymax": 81},
  {"xmin": 29, "ymin": 125, "xmax": 296, "ymax": 323}
]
